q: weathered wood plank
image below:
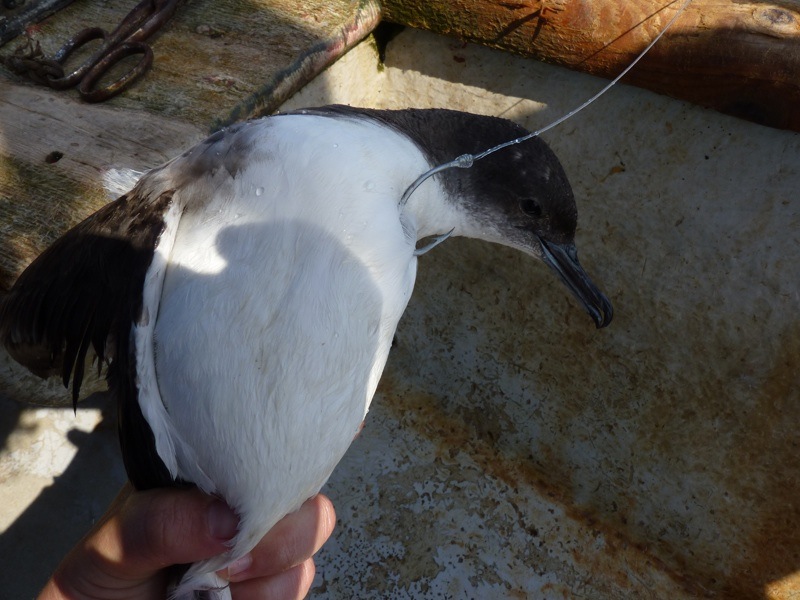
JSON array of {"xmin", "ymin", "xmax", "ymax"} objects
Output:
[
  {"xmin": 0, "ymin": 80, "xmax": 204, "ymax": 288},
  {"xmin": 381, "ymin": 0, "xmax": 800, "ymax": 132},
  {"xmin": 0, "ymin": 0, "xmax": 380, "ymax": 129}
]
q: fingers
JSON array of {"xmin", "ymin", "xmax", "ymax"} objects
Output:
[
  {"xmin": 42, "ymin": 486, "xmax": 335, "ymax": 600},
  {"xmin": 115, "ymin": 486, "xmax": 239, "ymax": 572},
  {"xmin": 222, "ymin": 494, "xmax": 335, "ymax": 597},
  {"xmin": 43, "ymin": 485, "xmax": 240, "ymax": 599},
  {"xmin": 85, "ymin": 486, "xmax": 239, "ymax": 577},
  {"xmin": 229, "ymin": 559, "xmax": 317, "ymax": 600}
]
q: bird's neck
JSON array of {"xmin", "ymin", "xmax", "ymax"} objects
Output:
[{"xmin": 400, "ymin": 175, "xmax": 468, "ymax": 242}]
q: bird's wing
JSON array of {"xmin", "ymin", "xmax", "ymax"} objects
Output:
[{"xmin": 0, "ymin": 187, "xmax": 174, "ymax": 409}]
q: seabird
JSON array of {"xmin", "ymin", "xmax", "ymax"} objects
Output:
[{"xmin": 0, "ymin": 106, "xmax": 612, "ymax": 598}]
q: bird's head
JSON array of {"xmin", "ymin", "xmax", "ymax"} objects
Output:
[{"xmin": 414, "ymin": 111, "xmax": 614, "ymax": 329}]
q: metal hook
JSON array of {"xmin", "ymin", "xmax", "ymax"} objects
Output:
[{"xmin": 414, "ymin": 228, "xmax": 455, "ymax": 256}]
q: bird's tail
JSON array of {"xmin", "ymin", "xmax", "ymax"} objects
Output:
[{"xmin": 169, "ymin": 571, "xmax": 231, "ymax": 600}]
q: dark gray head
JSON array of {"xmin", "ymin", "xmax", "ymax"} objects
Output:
[
  {"xmin": 296, "ymin": 106, "xmax": 613, "ymax": 328},
  {"xmin": 422, "ymin": 112, "xmax": 613, "ymax": 329}
]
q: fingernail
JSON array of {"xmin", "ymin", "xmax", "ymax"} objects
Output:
[
  {"xmin": 225, "ymin": 553, "xmax": 253, "ymax": 580},
  {"xmin": 208, "ymin": 500, "xmax": 239, "ymax": 540}
]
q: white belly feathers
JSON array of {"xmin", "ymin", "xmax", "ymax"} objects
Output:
[{"xmin": 144, "ymin": 116, "xmax": 426, "ymax": 584}]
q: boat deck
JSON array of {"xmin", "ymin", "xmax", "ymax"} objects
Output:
[{"xmin": 1, "ymin": 3, "xmax": 799, "ymax": 598}]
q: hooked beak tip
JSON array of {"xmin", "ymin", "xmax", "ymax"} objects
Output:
[
  {"xmin": 589, "ymin": 297, "xmax": 614, "ymax": 329},
  {"xmin": 538, "ymin": 238, "xmax": 613, "ymax": 329}
]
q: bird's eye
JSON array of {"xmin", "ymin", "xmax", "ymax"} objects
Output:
[{"xmin": 520, "ymin": 198, "xmax": 542, "ymax": 217}]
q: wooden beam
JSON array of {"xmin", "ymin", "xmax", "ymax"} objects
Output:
[
  {"xmin": 381, "ymin": 0, "xmax": 800, "ymax": 132},
  {"xmin": 0, "ymin": 0, "xmax": 380, "ymax": 130}
]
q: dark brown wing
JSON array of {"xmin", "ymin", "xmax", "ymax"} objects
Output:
[
  {"xmin": 0, "ymin": 187, "xmax": 176, "ymax": 489},
  {"xmin": 0, "ymin": 189, "xmax": 173, "ymax": 403}
]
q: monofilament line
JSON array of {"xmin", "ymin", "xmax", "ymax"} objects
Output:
[{"xmin": 400, "ymin": 0, "xmax": 693, "ymax": 208}]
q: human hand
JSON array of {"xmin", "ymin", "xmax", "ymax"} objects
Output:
[{"xmin": 38, "ymin": 484, "xmax": 336, "ymax": 600}]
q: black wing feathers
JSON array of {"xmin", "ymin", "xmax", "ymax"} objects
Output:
[
  {"xmin": 0, "ymin": 189, "xmax": 174, "ymax": 409},
  {"xmin": 0, "ymin": 188, "xmax": 178, "ymax": 489}
]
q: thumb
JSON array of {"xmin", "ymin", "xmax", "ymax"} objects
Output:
[
  {"xmin": 45, "ymin": 484, "xmax": 239, "ymax": 599},
  {"xmin": 101, "ymin": 484, "xmax": 239, "ymax": 574}
]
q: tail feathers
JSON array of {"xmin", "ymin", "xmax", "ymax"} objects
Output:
[{"xmin": 169, "ymin": 572, "xmax": 231, "ymax": 600}]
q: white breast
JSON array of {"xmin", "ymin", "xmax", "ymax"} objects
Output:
[{"xmin": 140, "ymin": 115, "xmax": 436, "ymax": 589}]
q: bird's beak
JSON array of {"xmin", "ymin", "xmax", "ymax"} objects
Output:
[{"xmin": 538, "ymin": 238, "xmax": 613, "ymax": 328}]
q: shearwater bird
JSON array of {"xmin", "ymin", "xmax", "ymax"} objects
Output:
[{"xmin": 0, "ymin": 106, "xmax": 612, "ymax": 598}]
